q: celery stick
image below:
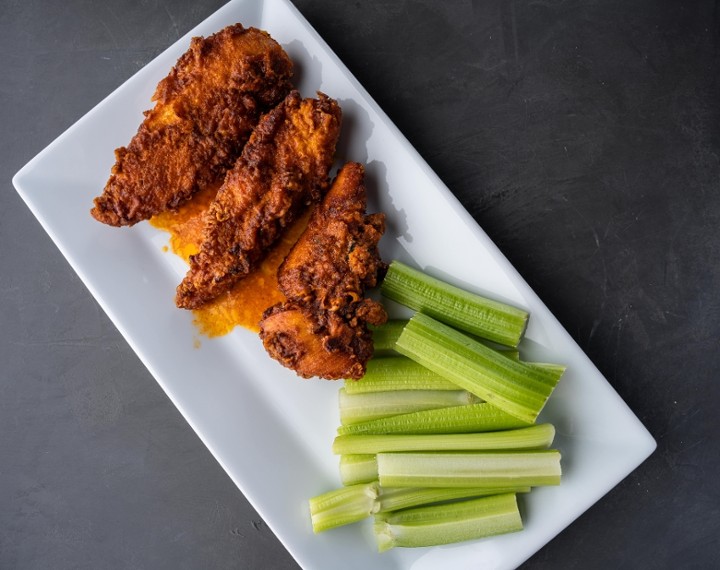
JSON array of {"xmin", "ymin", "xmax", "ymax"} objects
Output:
[
  {"xmin": 381, "ymin": 261, "xmax": 528, "ymax": 347},
  {"xmin": 396, "ymin": 313, "xmax": 564, "ymax": 423},
  {"xmin": 370, "ymin": 320, "xmax": 407, "ymax": 355},
  {"xmin": 370, "ymin": 318, "xmax": 521, "ymax": 358},
  {"xmin": 308, "ymin": 482, "xmax": 529, "ymax": 532},
  {"xmin": 309, "ymin": 482, "xmax": 379, "ymax": 532},
  {"xmin": 503, "ymin": 348, "xmax": 521, "ymax": 361},
  {"xmin": 376, "ymin": 485, "xmax": 530, "ymax": 513},
  {"xmin": 339, "ymin": 454, "xmax": 378, "ymax": 486},
  {"xmin": 344, "ymin": 356, "xmax": 459, "ymax": 393},
  {"xmin": 337, "ymin": 402, "xmax": 530, "ymax": 436},
  {"xmin": 377, "ymin": 450, "xmax": 562, "ymax": 488},
  {"xmin": 528, "ymin": 361, "xmax": 568, "ymax": 382},
  {"xmin": 374, "ymin": 493, "xmax": 523, "ymax": 551},
  {"xmin": 333, "ymin": 424, "xmax": 555, "ymax": 454},
  {"xmin": 339, "ymin": 387, "xmax": 479, "ymax": 425}
]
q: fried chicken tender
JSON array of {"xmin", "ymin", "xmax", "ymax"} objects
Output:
[
  {"xmin": 91, "ymin": 24, "xmax": 293, "ymax": 226},
  {"xmin": 259, "ymin": 162, "xmax": 387, "ymax": 380},
  {"xmin": 175, "ymin": 91, "xmax": 342, "ymax": 309}
]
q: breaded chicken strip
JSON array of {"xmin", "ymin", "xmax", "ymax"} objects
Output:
[
  {"xmin": 259, "ymin": 162, "xmax": 387, "ymax": 380},
  {"xmin": 91, "ymin": 24, "xmax": 293, "ymax": 226},
  {"xmin": 175, "ymin": 91, "xmax": 342, "ymax": 309}
]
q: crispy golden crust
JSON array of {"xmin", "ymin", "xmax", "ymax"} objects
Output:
[
  {"xmin": 91, "ymin": 24, "xmax": 293, "ymax": 226},
  {"xmin": 175, "ymin": 91, "xmax": 342, "ymax": 309},
  {"xmin": 259, "ymin": 162, "xmax": 387, "ymax": 380}
]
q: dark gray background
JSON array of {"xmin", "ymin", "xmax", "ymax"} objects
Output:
[{"xmin": 2, "ymin": 0, "xmax": 718, "ymax": 568}]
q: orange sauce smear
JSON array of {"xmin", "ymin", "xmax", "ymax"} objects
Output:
[{"xmin": 150, "ymin": 184, "xmax": 308, "ymax": 336}]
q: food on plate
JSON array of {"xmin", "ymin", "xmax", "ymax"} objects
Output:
[
  {"xmin": 80, "ymin": 15, "xmax": 572, "ymax": 556},
  {"xmin": 150, "ymin": 184, "xmax": 312, "ymax": 335},
  {"xmin": 175, "ymin": 90, "xmax": 342, "ymax": 309},
  {"xmin": 381, "ymin": 260, "xmax": 529, "ymax": 348},
  {"xmin": 395, "ymin": 313, "xmax": 565, "ymax": 423},
  {"xmin": 91, "ymin": 24, "xmax": 293, "ymax": 226},
  {"xmin": 308, "ymin": 265, "xmax": 566, "ymax": 551},
  {"xmin": 310, "ymin": 483, "xmax": 527, "ymax": 537},
  {"xmin": 259, "ymin": 162, "xmax": 387, "ymax": 379}
]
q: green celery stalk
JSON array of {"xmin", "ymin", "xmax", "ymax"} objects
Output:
[
  {"xmin": 344, "ymin": 353, "xmax": 556, "ymax": 394},
  {"xmin": 339, "ymin": 387, "xmax": 479, "ymax": 425},
  {"xmin": 380, "ymin": 260, "xmax": 528, "ymax": 347},
  {"xmin": 333, "ymin": 424, "xmax": 555, "ymax": 454},
  {"xmin": 309, "ymin": 482, "xmax": 379, "ymax": 532},
  {"xmin": 344, "ymin": 356, "xmax": 459, "ymax": 393},
  {"xmin": 337, "ymin": 402, "xmax": 530, "ymax": 436},
  {"xmin": 308, "ymin": 482, "xmax": 529, "ymax": 532},
  {"xmin": 377, "ymin": 450, "xmax": 562, "ymax": 488},
  {"xmin": 376, "ymin": 485, "xmax": 530, "ymax": 513},
  {"xmin": 370, "ymin": 320, "xmax": 407, "ymax": 355},
  {"xmin": 504, "ymin": 349, "xmax": 521, "ymax": 361},
  {"xmin": 374, "ymin": 493, "xmax": 523, "ymax": 551},
  {"xmin": 529, "ymin": 361, "xmax": 568, "ymax": 382},
  {"xmin": 396, "ymin": 313, "xmax": 565, "ymax": 423},
  {"xmin": 339, "ymin": 454, "xmax": 378, "ymax": 486},
  {"xmin": 369, "ymin": 319, "xmax": 521, "ymax": 360}
]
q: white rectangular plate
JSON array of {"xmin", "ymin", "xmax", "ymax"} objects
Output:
[{"xmin": 13, "ymin": 0, "xmax": 656, "ymax": 568}]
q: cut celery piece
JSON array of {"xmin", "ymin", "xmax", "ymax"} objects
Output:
[
  {"xmin": 344, "ymin": 356, "xmax": 459, "ymax": 393},
  {"xmin": 309, "ymin": 482, "xmax": 379, "ymax": 532},
  {"xmin": 380, "ymin": 261, "xmax": 528, "ymax": 347},
  {"xmin": 339, "ymin": 454, "xmax": 378, "ymax": 486},
  {"xmin": 333, "ymin": 424, "xmax": 555, "ymax": 454},
  {"xmin": 369, "ymin": 320, "xmax": 407, "ymax": 355},
  {"xmin": 308, "ymin": 482, "xmax": 529, "ymax": 533},
  {"xmin": 339, "ymin": 387, "xmax": 479, "ymax": 425},
  {"xmin": 504, "ymin": 349, "xmax": 521, "ymax": 361},
  {"xmin": 528, "ymin": 361, "xmax": 568, "ymax": 382},
  {"xmin": 374, "ymin": 493, "xmax": 523, "ymax": 551},
  {"xmin": 337, "ymin": 402, "xmax": 530, "ymax": 436},
  {"xmin": 377, "ymin": 450, "xmax": 562, "ymax": 488},
  {"xmin": 376, "ymin": 485, "xmax": 530, "ymax": 513},
  {"xmin": 396, "ymin": 313, "xmax": 565, "ymax": 423}
]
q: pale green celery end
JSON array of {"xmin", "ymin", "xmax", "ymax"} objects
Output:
[
  {"xmin": 526, "ymin": 362, "xmax": 568, "ymax": 386},
  {"xmin": 397, "ymin": 313, "xmax": 563, "ymax": 423},
  {"xmin": 333, "ymin": 424, "xmax": 555, "ymax": 455},
  {"xmin": 377, "ymin": 450, "xmax": 562, "ymax": 488},
  {"xmin": 312, "ymin": 506, "xmax": 371, "ymax": 533},
  {"xmin": 380, "ymin": 261, "xmax": 528, "ymax": 347},
  {"xmin": 339, "ymin": 388, "xmax": 476, "ymax": 425},
  {"xmin": 374, "ymin": 521, "xmax": 395, "ymax": 552},
  {"xmin": 309, "ymin": 482, "xmax": 379, "ymax": 532},
  {"xmin": 308, "ymin": 482, "xmax": 378, "ymax": 514},
  {"xmin": 339, "ymin": 454, "xmax": 378, "ymax": 485},
  {"xmin": 337, "ymin": 402, "xmax": 530, "ymax": 436},
  {"xmin": 373, "ymin": 493, "xmax": 523, "ymax": 550}
]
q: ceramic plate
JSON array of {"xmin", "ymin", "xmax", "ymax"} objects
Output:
[{"xmin": 13, "ymin": 0, "xmax": 656, "ymax": 568}]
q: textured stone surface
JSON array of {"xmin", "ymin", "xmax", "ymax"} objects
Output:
[{"xmin": 2, "ymin": 1, "xmax": 718, "ymax": 568}]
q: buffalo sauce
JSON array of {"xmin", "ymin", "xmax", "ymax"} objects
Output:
[{"xmin": 150, "ymin": 183, "xmax": 308, "ymax": 336}]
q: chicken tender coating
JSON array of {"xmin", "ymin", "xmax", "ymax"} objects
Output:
[
  {"xmin": 91, "ymin": 24, "xmax": 293, "ymax": 226},
  {"xmin": 175, "ymin": 91, "xmax": 342, "ymax": 309},
  {"xmin": 259, "ymin": 162, "xmax": 387, "ymax": 380}
]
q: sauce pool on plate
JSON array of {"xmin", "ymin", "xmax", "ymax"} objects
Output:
[{"xmin": 150, "ymin": 183, "xmax": 309, "ymax": 336}]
